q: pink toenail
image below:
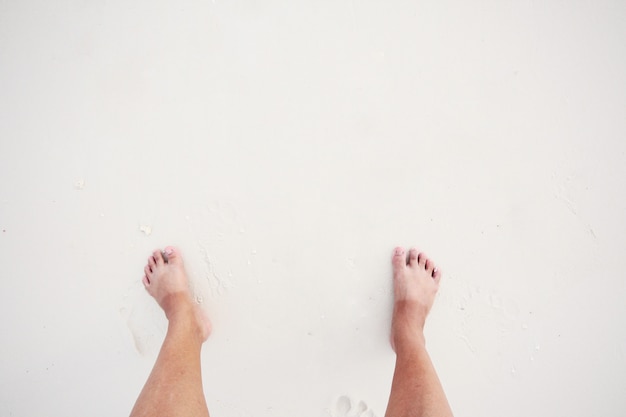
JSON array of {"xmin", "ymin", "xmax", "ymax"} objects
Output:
[
  {"xmin": 395, "ymin": 248, "xmax": 404, "ymax": 256},
  {"xmin": 165, "ymin": 248, "xmax": 174, "ymax": 255}
]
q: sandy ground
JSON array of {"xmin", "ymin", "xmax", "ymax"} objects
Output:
[{"xmin": 1, "ymin": 1, "xmax": 626, "ymax": 416}]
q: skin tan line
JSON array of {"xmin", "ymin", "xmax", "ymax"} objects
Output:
[{"xmin": 130, "ymin": 246, "xmax": 453, "ymax": 417}]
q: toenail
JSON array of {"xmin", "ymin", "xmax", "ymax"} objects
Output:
[
  {"xmin": 165, "ymin": 248, "xmax": 174, "ymax": 255},
  {"xmin": 395, "ymin": 248, "xmax": 404, "ymax": 256}
]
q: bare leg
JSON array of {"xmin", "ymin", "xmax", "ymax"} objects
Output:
[
  {"xmin": 130, "ymin": 247, "xmax": 212, "ymax": 417},
  {"xmin": 385, "ymin": 247, "xmax": 453, "ymax": 417}
]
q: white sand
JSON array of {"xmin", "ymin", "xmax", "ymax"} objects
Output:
[{"xmin": 1, "ymin": 1, "xmax": 626, "ymax": 416}]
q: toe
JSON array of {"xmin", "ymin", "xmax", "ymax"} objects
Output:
[
  {"xmin": 148, "ymin": 256, "xmax": 156, "ymax": 269},
  {"xmin": 392, "ymin": 247, "xmax": 407, "ymax": 273},
  {"xmin": 433, "ymin": 267, "xmax": 442, "ymax": 283},
  {"xmin": 425, "ymin": 259, "xmax": 435, "ymax": 274},
  {"xmin": 408, "ymin": 248, "xmax": 419, "ymax": 266},
  {"xmin": 417, "ymin": 252, "xmax": 428, "ymax": 268},
  {"xmin": 163, "ymin": 246, "xmax": 182, "ymax": 264},
  {"xmin": 153, "ymin": 250, "xmax": 165, "ymax": 266},
  {"xmin": 142, "ymin": 275, "xmax": 150, "ymax": 287},
  {"xmin": 144, "ymin": 265, "xmax": 152, "ymax": 276}
]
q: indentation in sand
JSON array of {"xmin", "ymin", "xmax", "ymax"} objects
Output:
[
  {"xmin": 331, "ymin": 395, "xmax": 376, "ymax": 417},
  {"xmin": 74, "ymin": 179, "xmax": 85, "ymax": 190},
  {"xmin": 120, "ymin": 282, "xmax": 165, "ymax": 355}
]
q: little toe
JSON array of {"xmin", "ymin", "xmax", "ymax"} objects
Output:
[
  {"xmin": 392, "ymin": 247, "xmax": 407, "ymax": 273},
  {"xmin": 408, "ymin": 248, "xmax": 419, "ymax": 266},
  {"xmin": 142, "ymin": 275, "xmax": 150, "ymax": 287}
]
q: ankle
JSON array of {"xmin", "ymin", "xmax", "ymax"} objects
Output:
[
  {"xmin": 394, "ymin": 333, "xmax": 427, "ymax": 357},
  {"xmin": 392, "ymin": 302, "xmax": 429, "ymax": 353},
  {"xmin": 393, "ymin": 302, "xmax": 427, "ymax": 334},
  {"xmin": 393, "ymin": 321, "xmax": 426, "ymax": 346},
  {"xmin": 161, "ymin": 293, "xmax": 194, "ymax": 321},
  {"xmin": 165, "ymin": 303, "xmax": 207, "ymax": 342}
]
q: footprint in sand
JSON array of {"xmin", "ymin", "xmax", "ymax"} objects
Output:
[{"xmin": 331, "ymin": 395, "xmax": 376, "ymax": 417}]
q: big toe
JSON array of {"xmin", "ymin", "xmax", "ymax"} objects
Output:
[{"xmin": 163, "ymin": 246, "xmax": 182, "ymax": 265}]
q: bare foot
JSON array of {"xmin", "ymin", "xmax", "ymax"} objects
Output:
[
  {"xmin": 142, "ymin": 246, "xmax": 212, "ymax": 342},
  {"xmin": 390, "ymin": 247, "xmax": 442, "ymax": 353}
]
